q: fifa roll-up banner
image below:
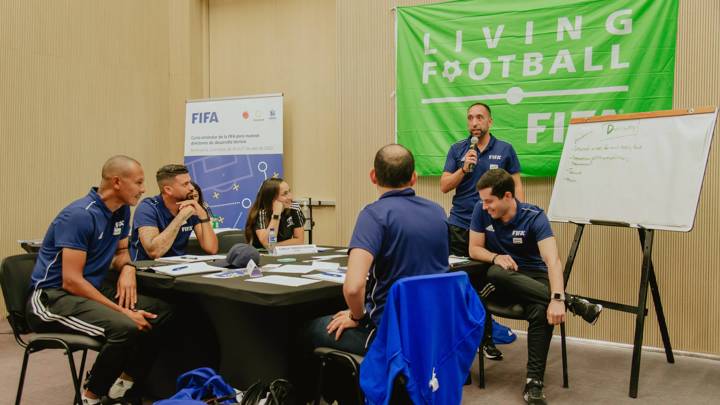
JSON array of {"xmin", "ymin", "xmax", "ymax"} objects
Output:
[
  {"xmin": 184, "ymin": 94, "xmax": 283, "ymax": 229},
  {"xmin": 396, "ymin": 0, "xmax": 678, "ymax": 177}
]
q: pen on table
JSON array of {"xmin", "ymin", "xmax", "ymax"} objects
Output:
[
  {"xmin": 320, "ymin": 272, "xmax": 343, "ymax": 278},
  {"xmin": 171, "ymin": 265, "xmax": 189, "ymax": 272}
]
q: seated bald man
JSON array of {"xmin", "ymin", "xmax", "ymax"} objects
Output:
[
  {"xmin": 307, "ymin": 144, "xmax": 450, "ymax": 355},
  {"xmin": 27, "ymin": 156, "xmax": 174, "ymax": 404}
]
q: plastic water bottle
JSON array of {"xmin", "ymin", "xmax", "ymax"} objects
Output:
[{"xmin": 268, "ymin": 227, "xmax": 277, "ymax": 254}]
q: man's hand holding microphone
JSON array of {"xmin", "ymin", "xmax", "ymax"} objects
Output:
[{"xmin": 463, "ymin": 136, "xmax": 479, "ymax": 174}]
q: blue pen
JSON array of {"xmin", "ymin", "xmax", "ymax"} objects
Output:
[
  {"xmin": 321, "ymin": 272, "xmax": 343, "ymax": 278},
  {"xmin": 172, "ymin": 265, "xmax": 189, "ymax": 272}
]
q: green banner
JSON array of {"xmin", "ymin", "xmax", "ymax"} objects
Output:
[{"xmin": 396, "ymin": 0, "xmax": 678, "ymax": 177}]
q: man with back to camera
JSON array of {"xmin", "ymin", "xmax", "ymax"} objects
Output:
[
  {"xmin": 130, "ymin": 164, "xmax": 218, "ymax": 261},
  {"xmin": 307, "ymin": 144, "xmax": 450, "ymax": 355},
  {"xmin": 27, "ymin": 155, "xmax": 173, "ymax": 404},
  {"xmin": 440, "ymin": 102, "xmax": 525, "ymax": 360},
  {"xmin": 469, "ymin": 168, "xmax": 603, "ymax": 405}
]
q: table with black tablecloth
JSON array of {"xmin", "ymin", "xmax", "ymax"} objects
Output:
[{"xmin": 133, "ymin": 248, "xmax": 488, "ymax": 396}]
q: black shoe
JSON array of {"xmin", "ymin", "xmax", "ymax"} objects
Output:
[
  {"xmin": 483, "ymin": 342, "xmax": 503, "ymax": 360},
  {"xmin": 566, "ymin": 295, "xmax": 603, "ymax": 325},
  {"xmin": 523, "ymin": 379, "xmax": 547, "ymax": 405}
]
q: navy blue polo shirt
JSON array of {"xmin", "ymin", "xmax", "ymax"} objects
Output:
[
  {"xmin": 129, "ymin": 195, "xmax": 200, "ymax": 261},
  {"xmin": 469, "ymin": 200, "xmax": 553, "ymax": 272},
  {"xmin": 444, "ymin": 134, "xmax": 520, "ymax": 229},
  {"xmin": 348, "ymin": 188, "xmax": 449, "ymax": 327},
  {"xmin": 30, "ymin": 188, "xmax": 131, "ymax": 290}
]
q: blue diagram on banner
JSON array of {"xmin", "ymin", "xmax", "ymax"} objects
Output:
[{"xmin": 184, "ymin": 154, "xmax": 284, "ymax": 230}]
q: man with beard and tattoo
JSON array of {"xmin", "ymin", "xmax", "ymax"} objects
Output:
[{"xmin": 130, "ymin": 164, "xmax": 218, "ymax": 261}]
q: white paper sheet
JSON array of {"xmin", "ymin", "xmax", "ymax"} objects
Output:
[
  {"xmin": 312, "ymin": 261, "xmax": 340, "ymax": 270},
  {"xmin": 156, "ymin": 254, "xmax": 227, "ymax": 263},
  {"xmin": 245, "ymin": 275, "xmax": 320, "ymax": 287},
  {"xmin": 303, "ymin": 271, "xmax": 346, "ymax": 284},
  {"xmin": 151, "ymin": 261, "xmax": 225, "ymax": 276},
  {"xmin": 311, "ymin": 255, "xmax": 347, "ymax": 260},
  {"xmin": 203, "ymin": 269, "xmax": 247, "ymax": 279},
  {"xmin": 449, "ymin": 256, "xmax": 470, "ymax": 265},
  {"xmin": 264, "ymin": 265, "xmax": 316, "ymax": 274}
]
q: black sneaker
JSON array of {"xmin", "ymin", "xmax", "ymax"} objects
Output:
[
  {"xmin": 566, "ymin": 296, "xmax": 603, "ymax": 325},
  {"xmin": 483, "ymin": 342, "xmax": 503, "ymax": 360},
  {"xmin": 523, "ymin": 379, "xmax": 547, "ymax": 405}
]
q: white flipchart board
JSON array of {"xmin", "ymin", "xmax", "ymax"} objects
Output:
[{"xmin": 548, "ymin": 107, "xmax": 718, "ymax": 232}]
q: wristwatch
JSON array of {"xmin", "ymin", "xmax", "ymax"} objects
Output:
[
  {"xmin": 272, "ymin": 214, "xmax": 280, "ymax": 220},
  {"xmin": 551, "ymin": 292, "xmax": 565, "ymax": 302},
  {"xmin": 349, "ymin": 310, "xmax": 365, "ymax": 321},
  {"xmin": 199, "ymin": 217, "xmax": 211, "ymax": 223}
]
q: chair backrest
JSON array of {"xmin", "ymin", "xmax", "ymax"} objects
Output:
[
  {"xmin": 0, "ymin": 253, "xmax": 38, "ymax": 338},
  {"xmin": 360, "ymin": 272, "xmax": 485, "ymax": 405},
  {"xmin": 184, "ymin": 238, "xmax": 205, "ymax": 255},
  {"xmin": 217, "ymin": 231, "xmax": 246, "ymax": 254}
]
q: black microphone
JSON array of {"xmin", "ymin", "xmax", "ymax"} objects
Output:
[{"xmin": 467, "ymin": 136, "xmax": 479, "ymax": 173}]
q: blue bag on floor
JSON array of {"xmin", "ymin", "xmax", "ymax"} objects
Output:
[
  {"xmin": 154, "ymin": 367, "xmax": 238, "ymax": 405},
  {"xmin": 492, "ymin": 319, "xmax": 517, "ymax": 344}
]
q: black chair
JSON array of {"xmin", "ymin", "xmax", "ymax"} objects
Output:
[
  {"xmin": 313, "ymin": 348, "xmax": 412, "ymax": 405},
  {"xmin": 184, "ymin": 237, "xmax": 204, "ymax": 255},
  {"xmin": 0, "ymin": 253, "xmax": 103, "ymax": 405},
  {"xmin": 185, "ymin": 230, "xmax": 245, "ymax": 255},
  {"xmin": 313, "ymin": 347, "xmax": 365, "ymax": 405},
  {"xmin": 217, "ymin": 230, "xmax": 246, "ymax": 253},
  {"xmin": 477, "ymin": 301, "xmax": 569, "ymax": 389}
]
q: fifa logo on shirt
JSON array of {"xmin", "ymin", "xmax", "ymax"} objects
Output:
[
  {"xmin": 181, "ymin": 225, "xmax": 193, "ymax": 232},
  {"xmin": 191, "ymin": 112, "xmax": 219, "ymax": 124},
  {"xmin": 113, "ymin": 220, "xmax": 124, "ymax": 236},
  {"xmin": 512, "ymin": 230, "xmax": 525, "ymax": 245},
  {"xmin": 488, "ymin": 154, "xmax": 503, "ymax": 160}
]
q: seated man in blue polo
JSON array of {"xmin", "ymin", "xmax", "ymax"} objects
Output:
[
  {"xmin": 27, "ymin": 156, "xmax": 174, "ymax": 404},
  {"xmin": 130, "ymin": 164, "xmax": 218, "ymax": 261},
  {"xmin": 468, "ymin": 168, "xmax": 603, "ymax": 405},
  {"xmin": 307, "ymin": 144, "xmax": 449, "ymax": 355},
  {"xmin": 440, "ymin": 102, "xmax": 524, "ymax": 360}
]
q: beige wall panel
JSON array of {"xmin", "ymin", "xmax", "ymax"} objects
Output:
[
  {"xmin": 207, "ymin": 0, "xmax": 338, "ymax": 245},
  {"xmin": 338, "ymin": 0, "xmax": 720, "ymax": 355},
  {"xmin": 337, "ymin": 2, "xmax": 397, "ymax": 244},
  {"xmin": 0, "ymin": 0, "xmax": 204, "ymax": 315}
]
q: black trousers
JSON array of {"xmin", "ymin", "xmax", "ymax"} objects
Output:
[
  {"xmin": 485, "ymin": 265, "xmax": 554, "ymax": 380},
  {"xmin": 26, "ymin": 279, "xmax": 173, "ymax": 396},
  {"xmin": 448, "ymin": 223, "xmax": 497, "ymax": 345}
]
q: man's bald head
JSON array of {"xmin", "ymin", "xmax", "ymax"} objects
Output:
[
  {"xmin": 98, "ymin": 155, "xmax": 145, "ymax": 206},
  {"xmin": 101, "ymin": 155, "xmax": 141, "ymax": 180},
  {"xmin": 373, "ymin": 144, "xmax": 415, "ymax": 188}
]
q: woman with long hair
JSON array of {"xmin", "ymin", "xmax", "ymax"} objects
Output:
[
  {"xmin": 190, "ymin": 181, "xmax": 214, "ymax": 218},
  {"xmin": 245, "ymin": 178, "xmax": 305, "ymax": 249}
]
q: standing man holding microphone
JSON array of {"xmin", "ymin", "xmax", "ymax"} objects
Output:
[{"xmin": 440, "ymin": 102, "xmax": 524, "ymax": 360}]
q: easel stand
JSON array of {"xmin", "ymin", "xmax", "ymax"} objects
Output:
[{"xmin": 563, "ymin": 223, "xmax": 674, "ymax": 398}]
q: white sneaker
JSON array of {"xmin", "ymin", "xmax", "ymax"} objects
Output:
[{"xmin": 108, "ymin": 377, "xmax": 134, "ymax": 399}]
